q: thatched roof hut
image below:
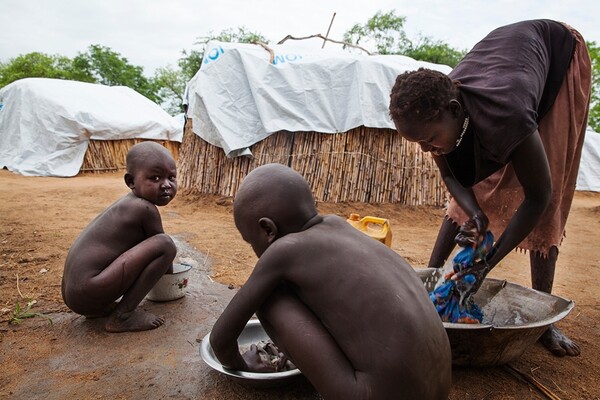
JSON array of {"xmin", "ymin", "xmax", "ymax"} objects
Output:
[
  {"xmin": 0, "ymin": 78, "xmax": 182, "ymax": 177},
  {"xmin": 179, "ymin": 41, "xmax": 450, "ymax": 206}
]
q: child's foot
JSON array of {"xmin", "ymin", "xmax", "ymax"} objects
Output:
[
  {"xmin": 539, "ymin": 324, "xmax": 580, "ymax": 356},
  {"xmin": 104, "ymin": 310, "xmax": 164, "ymax": 333}
]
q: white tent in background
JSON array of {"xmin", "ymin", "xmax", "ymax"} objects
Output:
[
  {"xmin": 0, "ymin": 78, "xmax": 183, "ymax": 177},
  {"xmin": 186, "ymin": 41, "xmax": 452, "ymax": 158},
  {"xmin": 576, "ymin": 127, "xmax": 600, "ymax": 192}
]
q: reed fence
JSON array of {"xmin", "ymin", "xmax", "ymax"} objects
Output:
[
  {"xmin": 80, "ymin": 139, "xmax": 180, "ymax": 173},
  {"xmin": 178, "ymin": 120, "xmax": 448, "ymax": 206}
]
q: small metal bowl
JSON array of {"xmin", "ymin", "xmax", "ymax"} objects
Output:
[
  {"xmin": 414, "ymin": 268, "xmax": 574, "ymax": 366},
  {"xmin": 146, "ymin": 263, "xmax": 191, "ymax": 302},
  {"xmin": 200, "ymin": 319, "xmax": 304, "ymax": 388}
]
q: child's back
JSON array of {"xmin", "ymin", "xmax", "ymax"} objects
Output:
[
  {"xmin": 262, "ymin": 214, "xmax": 450, "ymax": 398},
  {"xmin": 64, "ymin": 193, "xmax": 162, "ymax": 283},
  {"xmin": 210, "ymin": 163, "xmax": 451, "ymax": 399}
]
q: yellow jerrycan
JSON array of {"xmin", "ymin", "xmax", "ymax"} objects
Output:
[{"xmin": 346, "ymin": 213, "xmax": 392, "ymax": 247}]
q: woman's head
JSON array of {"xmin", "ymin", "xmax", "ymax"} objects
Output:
[{"xmin": 389, "ymin": 68, "xmax": 465, "ymax": 156}]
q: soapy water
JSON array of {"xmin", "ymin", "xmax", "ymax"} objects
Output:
[{"xmin": 420, "ymin": 267, "xmax": 555, "ymax": 327}]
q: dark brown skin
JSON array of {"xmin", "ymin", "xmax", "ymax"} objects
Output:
[
  {"xmin": 395, "ymin": 98, "xmax": 579, "ymax": 357},
  {"xmin": 210, "ymin": 163, "xmax": 451, "ymax": 400},
  {"xmin": 61, "ymin": 142, "xmax": 178, "ymax": 333}
]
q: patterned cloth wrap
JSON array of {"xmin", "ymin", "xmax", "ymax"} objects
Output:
[{"xmin": 429, "ymin": 231, "xmax": 495, "ymax": 324}]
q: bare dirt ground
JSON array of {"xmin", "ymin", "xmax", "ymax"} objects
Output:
[{"xmin": 1, "ymin": 169, "xmax": 599, "ymax": 399}]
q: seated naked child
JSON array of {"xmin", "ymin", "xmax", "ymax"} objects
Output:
[
  {"xmin": 210, "ymin": 163, "xmax": 451, "ymax": 400},
  {"xmin": 62, "ymin": 141, "xmax": 178, "ymax": 333}
]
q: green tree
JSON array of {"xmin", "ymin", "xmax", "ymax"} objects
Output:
[
  {"xmin": 342, "ymin": 10, "xmax": 465, "ymax": 67},
  {"xmin": 404, "ymin": 36, "xmax": 466, "ymax": 68},
  {"xmin": 0, "ymin": 52, "xmax": 93, "ymax": 88},
  {"xmin": 153, "ymin": 65, "xmax": 187, "ymax": 115},
  {"xmin": 0, "ymin": 47, "xmax": 160, "ymax": 103},
  {"xmin": 178, "ymin": 49, "xmax": 203, "ymax": 82},
  {"xmin": 343, "ymin": 10, "xmax": 410, "ymax": 55},
  {"xmin": 586, "ymin": 41, "xmax": 600, "ymax": 132},
  {"xmin": 72, "ymin": 45, "xmax": 159, "ymax": 102},
  {"xmin": 205, "ymin": 26, "xmax": 267, "ymax": 45},
  {"xmin": 190, "ymin": 26, "xmax": 268, "ymax": 75},
  {"xmin": 154, "ymin": 27, "xmax": 268, "ymax": 115}
]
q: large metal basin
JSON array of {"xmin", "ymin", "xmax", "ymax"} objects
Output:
[
  {"xmin": 415, "ymin": 268, "xmax": 574, "ymax": 366},
  {"xmin": 200, "ymin": 319, "xmax": 304, "ymax": 388}
]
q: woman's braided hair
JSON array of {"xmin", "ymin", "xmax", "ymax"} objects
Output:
[{"xmin": 389, "ymin": 68, "xmax": 458, "ymax": 124}]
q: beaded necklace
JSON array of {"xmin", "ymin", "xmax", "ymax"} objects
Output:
[{"xmin": 454, "ymin": 115, "xmax": 470, "ymax": 148}]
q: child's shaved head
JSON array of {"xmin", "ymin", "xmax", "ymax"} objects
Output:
[
  {"xmin": 233, "ymin": 163, "xmax": 317, "ymax": 236},
  {"xmin": 126, "ymin": 141, "xmax": 174, "ymax": 174}
]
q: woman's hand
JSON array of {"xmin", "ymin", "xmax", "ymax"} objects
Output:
[
  {"xmin": 451, "ymin": 260, "xmax": 490, "ymax": 304},
  {"xmin": 455, "ymin": 213, "xmax": 489, "ymax": 247}
]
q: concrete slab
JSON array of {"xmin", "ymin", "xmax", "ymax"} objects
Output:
[{"xmin": 1, "ymin": 237, "xmax": 318, "ymax": 399}]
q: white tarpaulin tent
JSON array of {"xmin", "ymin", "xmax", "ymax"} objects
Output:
[
  {"xmin": 0, "ymin": 78, "xmax": 183, "ymax": 177},
  {"xmin": 186, "ymin": 41, "xmax": 452, "ymax": 157},
  {"xmin": 576, "ymin": 127, "xmax": 600, "ymax": 192}
]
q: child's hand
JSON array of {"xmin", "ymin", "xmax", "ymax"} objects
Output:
[{"xmin": 241, "ymin": 344, "xmax": 280, "ymax": 373}]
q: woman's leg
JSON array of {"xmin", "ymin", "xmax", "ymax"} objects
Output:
[
  {"xmin": 531, "ymin": 247, "xmax": 580, "ymax": 356},
  {"xmin": 427, "ymin": 216, "xmax": 459, "ymax": 268}
]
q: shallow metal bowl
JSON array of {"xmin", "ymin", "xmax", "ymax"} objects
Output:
[
  {"xmin": 200, "ymin": 319, "xmax": 303, "ymax": 388},
  {"xmin": 414, "ymin": 268, "xmax": 574, "ymax": 366}
]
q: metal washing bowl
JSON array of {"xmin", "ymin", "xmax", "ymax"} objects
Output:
[
  {"xmin": 200, "ymin": 319, "xmax": 304, "ymax": 388},
  {"xmin": 201, "ymin": 270, "xmax": 575, "ymax": 377},
  {"xmin": 414, "ymin": 268, "xmax": 575, "ymax": 366}
]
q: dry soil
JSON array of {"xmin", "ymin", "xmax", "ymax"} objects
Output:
[{"xmin": 1, "ymin": 170, "xmax": 599, "ymax": 399}]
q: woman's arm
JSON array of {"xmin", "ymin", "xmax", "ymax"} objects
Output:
[
  {"xmin": 447, "ymin": 130, "xmax": 552, "ymax": 300},
  {"xmin": 433, "ymin": 155, "xmax": 488, "ymax": 228},
  {"xmin": 484, "ymin": 130, "xmax": 552, "ymax": 269},
  {"xmin": 435, "ymin": 130, "xmax": 551, "ymax": 270}
]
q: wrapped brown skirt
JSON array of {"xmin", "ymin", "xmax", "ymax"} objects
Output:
[{"xmin": 447, "ymin": 26, "xmax": 592, "ymax": 257}]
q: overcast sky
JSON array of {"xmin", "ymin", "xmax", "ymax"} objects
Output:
[{"xmin": 2, "ymin": 0, "xmax": 599, "ymax": 76}]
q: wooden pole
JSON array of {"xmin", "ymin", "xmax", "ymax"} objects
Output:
[{"xmin": 322, "ymin": 12, "xmax": 336, "ymax": 49}]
